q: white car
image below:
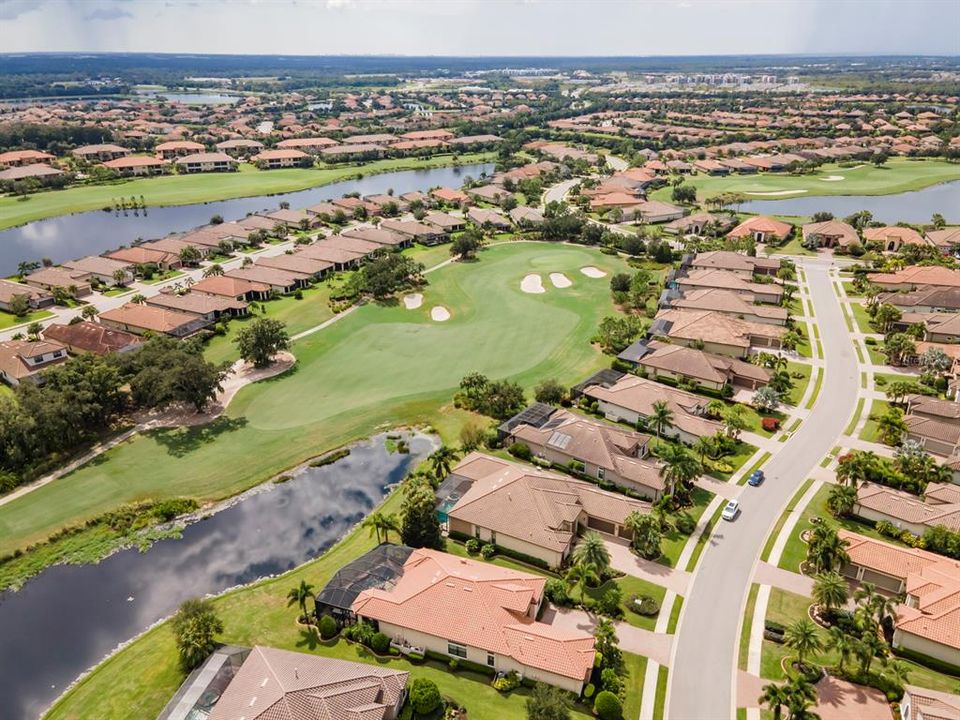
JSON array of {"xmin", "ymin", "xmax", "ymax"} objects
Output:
[{"xmin": 721, "ymin": 499, "xmax": 740, "ymax": 521}]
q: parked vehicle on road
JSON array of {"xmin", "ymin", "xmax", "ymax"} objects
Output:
[{"xmin": 721, "ymin": 499, "xmax": 740, "ymax": 521}]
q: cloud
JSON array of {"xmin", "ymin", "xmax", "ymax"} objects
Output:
[
  {"xmin": 0, "ymin": 0, "xmax": 45, "ymax": 21},
  {"xmin": 326, "ymin": 0, "xmax": 352, "ymax": 8},
  {"xmin": 83, "ymin": 6, "xmax": 134, "ymax": 20}
]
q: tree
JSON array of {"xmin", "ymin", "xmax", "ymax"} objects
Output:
[
  {"xmin": 400, "ymin": 477, "xmax": 443, "ymax": 550},
  {"xmin": 782, "ymin": 676, "xmax": 818, "ymax": 720},
  {"xmin": 784, "ymin": 618, "xmax": 823, "ymax": 668},
  {"xmin": 8, "ymin": 293, "xmax": 30, "ymax": 318},
  {"xmin": 625, "ymin": 511, "xmax": 662, "ymax": 560},
  {"xmin": 812, "ymin": 572, "xmax": 848, "ymax": 613},
  {"xmin": 610, "ymin": 273, "xmax": 632, "ymax": 294},
  {"xmin": 931, "ymin": 213, "xmax": 946, "ymax": 230},
  {"xmin": 286, "ymin": 579, "xmax": 315, "ymax": 622},
  {"xmin": 80, "ymin": 304, "xmax": 99, "ymax": 320},
  {"xmin": 203, "ymin": 263, "xmax": 225, "ymax": 278},
  {"xmin": 826, "ymin": 483, "xmax": 858, "ymax": 518},
  {"xmin": 806, "ymin": 523, "xmax": 850, "ymax": 574},
  {"xmin": 26, "ymin": 321, "xmax": 43, "ymax": 340},
  {"xmin": 694, "ymin": 435, "xmax": 716, "ymax": 464},
  {"xmin": 172, "ymin": 598, "xmax": 224, "ymax": 671},
  {"xmin": 459, "ymin": 421, "xmax": 486, "ymax": 452},
  {"xmin": 828, "ymin": 626, "xmax": 855, "ymax": 672},
  {"xmin": 451, "ymin": 229, "xmax": 484, "ymax": 259},
  {"xmin": 883, "ymin": 333, "xmax": 916, "ymax": 366},
  {"xmin": 592, "ymin": 617, "xmax": 621, "ymax": 670},
  {"xmin": 179, "ymin": 245, "xmax": 202, "ymax": 266},
  {"xmin": 752, "ymin": 386, "xmax": 781, "ymax": 413},
  {"xmin": 526, "ymin": 683, "xmax": 571, "ymax": 720},
  {"xmin": 885, "ymin": 380, "xmax": 919, "ymax": 406},
  {"xmin": 429, "ymin": 445, "xmax": 457, "ymax": 478},
  {"xmin": 919, "ymin": 347, "xmax": 952, "ymax": 377},
  {"xmin": 873, "ymin": 303, "xmax": 901, "ymax": 333},
  {"xmin": 363, "ymin": 511, "xmax": 400, "ymax": 544},
  {"xmin": 175, "ymin": 353, "xmax": 228, "ymax": 412},
  {"xmin": 649, "ymin": 400, "xmax": 674, "ymax": 442},
  {"xmin": 111, "ymin": 268, "xmax": 128, "ymax": 287},
  {"xmin": 593, "ymin": 314, "xmax": 646, "ymax": 354},
  {"xmin": 723, "ymin": 404, "xmax": 748, "ymax": 440},
  {"xmin": 534, "ymin": 378, "xmax": 568, "ymax": 405},
  {"xmin": 130, "ymin": 293, "xmax": 147, "ymax": 304},
  {"xmin": 658, "ymin": 444, "xmax": 701, "ymax": 501},
  {"xmin": 481, "ymin": 380, "xmax": 526, "ymax": 420},
  {"xmin": 409, "ymin": 678, "xmax": 442, "ymax": 716},
  {"xmin": 234, "ymin": 318, "xmax": 290, "ymax": 368},
  {"xmin": 758, "ymin": 682, "xmax": 791, "ymax": 720},
  {"xmin": 565, "ymin": 562, "xmax": 598, "ymax": 603},
  {"xmin": 593, "ymin": 691, "xmax": 622, "ymax": 720},
  {"xmin": 877, "ymin": 407, "xmax": 908, "ymax": 446},
  {"xmin": 572, "ymin": 531, "xmax": 611, "ymax": 575}
]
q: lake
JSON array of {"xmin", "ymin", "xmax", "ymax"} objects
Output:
[
  {"xmin": 0, "ymin": 163, "xmax": 495, "ymax": 276},
  {"xmin": 135, "ymin": 91, "xmax": 242, "ymax": 105},
  {"xmin": 739, "ymin": 180, "xmax": 960, "ymax": 223},
  {"xmin": 0, "ymin": 431, "xmax": 433, "ymax": 720}
]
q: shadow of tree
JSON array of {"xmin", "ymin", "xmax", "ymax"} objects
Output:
[
  {"xmin": 149, "ymin": 416, "xmax": 249, "ymax": 458},
  {"xmin": 296, "ymin": 628, "xmax": 319, "ymax": 651}
]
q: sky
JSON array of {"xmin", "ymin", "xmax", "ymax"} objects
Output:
[{"xmin": 0, "ymin": 0, "xmax": 958, "ymax": 56}]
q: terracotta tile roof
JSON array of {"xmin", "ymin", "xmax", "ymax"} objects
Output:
[
  {"xmin": 103, "ymin": 155, "xmax": 167, "ymax": 169},
  {"xmin": 677, "ymin": 269, "xmax": 784, "ymax": 298},
  {"xmin": 905, "ymin": 414, "xmax": 960, "ymax": 445},
  {"xmin": 926, "ymin": 483, "xmax": 960, "ymax": 506},
  {"xmin": 637, "ymin": 340, "xmax": 771, "ymax": 386},
  {"xmin": 191, "ymin": 275, "xmax": 270, "ymax": 297},
  {"xmin": 855, "ymin": 482, "xmax": 960, "ymax": 532},
  {"xmin": 0, "ymin": 339, "xmax": 68, "ymax": 381},
  {"xmin": 654, "ymin": 308, "xmax": 785, "ymax": 349},
  {"xmin": 208, "ymin": 646, "xmax": 407, "ymax": 720},
  {"xmin": 902, "ymin": 685, "xmax": 960, "ymax": 720},
  {"xmin": 691, "ymin": 250, "xmax": 781, "ymax": 274},
  {"xmin": 99, "ymin": 304, "xmax": 201, "ymax": 334},
  {"xmin": 352, "ymin": 549, "xmax": 595, "ymax": 682},
  {"xmin": 672, "ymin": 288, "xmax": 788, "ymax": 322},
  {"xmin": 42, "ymin": 321, "xmax": 140, "ymax": 355},
  {"xmin": 727, "ymin": 216, "xmax": 793, "ymax": 239},
  {"xmin": 870, "ymin": 266, "xmax": 960, "ymax": 289},
  {"xmin": 864, "ymin": 226, "xmax": 925, "ymax": 245}
]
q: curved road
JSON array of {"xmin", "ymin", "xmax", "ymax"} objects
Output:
[{"xmin": 668, "ymin": 257, "xmax": 859, "ymax": 719}]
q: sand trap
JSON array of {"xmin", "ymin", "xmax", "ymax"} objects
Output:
[
  {"xmin": 580, "ymin": 266, "xmax": 607, "ymax": 278},
  {"xmin": 403, "ymin": 293, "xmax": 423, "ymax": 310},
  {"xmin": 744, "ymin": 189, "xmax": 808, "ymax": 197},
  {"xmin": 431, "ymin": 306, "xmax": 450, "ymax": 322},
  {"xmin": 550, "ymin": 272, "xmax": 572, "ymax": 288},
  {"xmin": 821, "ymin": 175, "xmax": 844, "ymax": 182},
  {"xmin": 521, "ymin": 273, "xmax": 546, "ymax": 294}
]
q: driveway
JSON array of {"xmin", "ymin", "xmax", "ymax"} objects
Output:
[
  {"xmin": 604, "ymin": 538, "xmax": 691, "ymax": 596},
  {"xmin": 668, "ymin": 258, "xmax": 860, "ymax": 719},
  {"xmin": 541, "ymin": 605, "xmax": 674, "ymax": 666}
]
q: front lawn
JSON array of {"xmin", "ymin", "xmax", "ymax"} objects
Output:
[
  {"xmin": 784, "ymin": 361, "xmax": 813, "ymax": 406},
  {"xmin": 659, "ymin": 487, "xmax": 714, "ymax": 568},
  {"xmin": 705, "ymin": 441, "xmax": 760, "ymax": 482},
  {"xmin": 859, "ymin": 399, "xmax": 892, "ymax": 444},
  {"xmin": 849, "ymin": 301, "xmax": 876, "ymax": 335},
  {"xmin": 0, "ymin": 308, "xmax": 53, "ymax": 331}
]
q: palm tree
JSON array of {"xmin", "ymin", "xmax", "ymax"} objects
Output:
[
  {"xmin": 694, "ymin": 435, "xmax": 715, "ymax": 464},
  {"xmin": 758, "ymin": 682, "xmax": 790, "ymax": 720},
  {"xmin": 565, "ymin": 562, "xmax": 598, "ymax": 604},
  {"xmin": 827, "ymin": 626, "xmax": 855, "ymax": 672},
  {"xmin": 658, "ymin": 444, "xmax": 702, "ymax": 499},
  {"xmin": 806, "ymin": 523, "xmax": 850, "ymax": 574},
  {"xmin": 782, "ymin": 676, "xmax": 819, "ymax": 720},
  {"xmin": 826, "ymin": 484, "xmax": 858, "ymax": 518},
  {"xmin": 572, "ymin": 531, "xmax": 611, "ymax": 575},
  {"xmin": 362, "ymin": 511, "xmax": 400, "ymax": 544},
  {"xmin": 286, "ymin": 579, "xmax": 315, "ymax": 623},
  {"xmin": 854, "ymin": 626, "xmax": 887, "ymax": 674},
  {"xmin": 650, "ymin": 401, "xmax": 673, "ymax": 443},
  {"xmin": 812, "ymin": 572, "xmax": 849, "ymax": 614},
  {"xmin": 112, "ymin": 268, "xmax": 128, "ymax": 287},
  {"xmin": 877, "ymin": 408, "xmax": 908, "ymax": 446},
  {"xmin": 429, "ymin": 445, "xmax": 457, "ymax": 478},
  {"xmin": 203, "ymin": 263, "xmax": 225, "ymax": 278},
  {"xmin": 784, "ymin": 618, "xmax": 823, "ymax": 669}
]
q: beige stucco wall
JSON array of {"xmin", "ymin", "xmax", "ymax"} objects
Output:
[
  {"xmin": 893, "ymin": 629, "xmax": 960, "ymax": 667},
  {"xmin": 853, "ymin": 505, "xmax": 927, "ymax": 537},
  {"xmin": 448, "ymin": 518, "xmax": 567, "ymax": 568}
]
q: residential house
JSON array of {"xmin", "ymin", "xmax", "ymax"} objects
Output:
[
  {"xmin": 668, "ymin": 288, "xmax": 788, "ymax": 325},
  {"xmin": 878, "ymin": 287, "xmax": 960, "ymax": 314},
  {"xmin": 215, "ymin": 138, "xmax": 265, "ymax": 156},
  {"xmin": 439, "ymin": 451, "xmax": 653, "ymax": 564},
  {"xmin": 0, "ymin": 279, "xmax": 53, "ymax": 312},
  {"xmin": 99, "ymin": 304, "xmax": 212, "ymax": 337},
  {"xmin": 925, "ymin": 228, "xmax": 960, "ymax": 254},
  {"xmin": 802, "ymin": 220, "xmax": 861, "ymax": 250},
  {"xmin": 351, "ymin": 548, "xmax": 596, "ymax": 694},
  {"xmin": 102, "ymin": 155, "xmax": 168, "ymax": 176},
  {"xmin": 380, "ymin": 219, "xmax": 448, "ymax": 245},
  {"xmin": 41, "ymin": 321, "xmax": 141, "ymax": 355},
  {"xmin": 664, "ymin": 212, "xmax": 733, "ymax": 237},
  {"xmin": 0, "ymin": 149, "xmax": 56, "ymax": 167},
  {"xmin": 321, "ymin": 235, "xmax": 383, "ymax": 258},
  {"xmin": 674, "ymin": 269, "xmax": 783, "ymax": 304},
  {"xmin": 466, "ymin": 207, "xmax": 511, "ymax": 231},
  {"xmin": 145, "ymin": 290, "xmax": 248, "ymax": 320},
  {"xmin": 853, "ymin": 482, "xmax": 960, "ymax": 536},
  {"xmin": 468, "ymin": 185, "xmax": 511, "ymax": 204},
  {"xmin": 296, "ymin": 244, "xmax": 365, "ymax": 271},
  {"xmin": 260, "ymin": 208, "xmax": 318, "ymax": 230},
  {"xmin": 173, "ymin": 152, "xmax": 238, "ymax": 173},
  {"xmin": 225, "ymin": 266, "xmax": 308, "ymax": 293},
  {"xmin": 250, "ymin": 148, "xmax": 310, "ymax": 169},
  {"xmin": 343, "ymin": 227, "xmax": 410, "ymax": 249},
  {"xmin": 106, "ymin": 246, "xmax": 181, "ymax": 271},
  {"xmin": 72, "ymin": 144, "xmax": 129, "ymax": 162},
  {"xmin": 276, "ymin": 137, "xmax": 339, "ymax": 153},
  {"xmin": 424, "ymin": 212, "xmax": 465, "ymax": 233},
  {"xmin": 0, "ymin": 163, "xmax": 63, "ymax": 182},
  {"xmin": 578, "ymin": 371, "xmax": 723, "ymax": 443},
  {"xmin": 510, "ymin": 206, "xmax": 545, "ymax": 227},
  {"xmin": 905, "ymin": 394, "xmax": 960, "ymax": 457},
  {"xmin": 62, "ymin": 256, "xmax": 135, "ymax": 286},
  {"xmin": 688, "ymin": 250, "xmax": 781, "ymax": 278},
  {"xmin": 24, "ymin": 266, "xmax": 93, "ymax": 298},
  {"xmin": 838, "ymin": 531, "xmax": 960, "ymax": 666},
  {"xmin": 498, "ymin": 405, "xmax": 666, "ymax": 499},
  {"xmin": 429, "ymin": 187, "xmax": 469, "ymax": 207},
  {"xmin": 864, "ymin": 226, "xmax": 926, "ymax": 253},
  {"xmin": 190, "ymin": 275, "xmax": 272, "ymax": 302},
  {"xmin": 0, "ymin": 339, "xmax": 68, "ymax": 385},
  {"xmin": 620, "ymin": 339, "xmax": 771, "ymax": 391},
  {"xmin": 255, "ymin": 253, "xmax": 332, "ymax": 280},
  {"xmin": 727, "ymin": 216, "xmax": 793, "ymax": 244},
  {"xmin": 899, "ymin": 685, "xmax": 960, "ymax": 720},
  {"xmin": 869, "ymin": 266, "xmax": 960, "ymax": 292},
  {"xmin": 155, "ymin": 140, "xmax": 205, "ymax": 159},
  {"xmin": 651, "ymin": 308, "xmax": 785, "ymax": 357}
]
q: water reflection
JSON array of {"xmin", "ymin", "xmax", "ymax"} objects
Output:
[{"xmin": 0, "ymin": 432, "xmax": 432, "ymax": 719}]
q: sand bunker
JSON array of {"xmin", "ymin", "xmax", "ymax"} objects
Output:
[
  {"xmin": 744, "ymin": 189, "xmax": 808, "ymax": 197},
  {"xmin": 580, "ymin": 266, "xmax": 607, "ymax": 278},
  {"xmin": 550, "ymin": 273, "xmax": 572, "ymax": 288},
  {"xmin": 403, "ymin": 293, "xmax": 423, "ymax": 310},
  {"xmin": 431, "ymin": 306, "xmax": 451, "ymax": 322},
  {"xmin": 821, "ymin": 175, "xmax": 844, "ymax": 182},
  {"xmin": 521, "ymin": 273, "xmax": 546, "ymax": 294}
]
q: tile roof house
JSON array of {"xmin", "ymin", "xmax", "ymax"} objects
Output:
[
  {"xmin": 342, "ymin": 227, "xmax": 411, "ymax": 249},
  {"xmin": 899, "ymin": 685, "xmax": 960, "ymax": 720},
  {"xmin": 802, "ymin": 220, "xmax": 861, "ymax": 250},
  {"xmin": 205, "ymin": 646, "xmax": 408, "ymax": 720},
  {"xmin": 62, "ymin": 255, "xmax": 135, "ymax": 286},
  {"xmin": 352, "ymin": 548, "xmax": 596, "ymax": 693},
  {"xmin": 24, "ymin": 266, "xmax": 93, "ymax": 297},
  {"xmin": 905, "ymin": 394, "xmax": 960, "ymax": 456},
  {"xmin": 102, "ymin": 155, "xmax": 168, "ymax": 176},
  {"xmin": 380, "ymin": 219, "xmax": 447, "ymax": 245},
  {"xmin": 257, "ymin": 253, "xmax": 333, "ymax": 280},
  {"xmin": 854, "ymin": 482, "xmax": 960, "ymax": 536},
  {"xmin": 864, "ymin": 226, "xmax": 926, "ymax": 253},
  {"xmin": 689, "ymin": 250, "xmax": 781, "ymax": 278},
  {"xmin": 190, "ymin": 275, "xmax": 272, "ymax": 302},
  {"xmin": 727, "ymin": 216, "xmax": 793, "ymax": 243},
  {"xmin": 499, "ymin": 405, "xmax": 665, "ymax": 499},
  {"xmin": 106, "ymin": 246, "xmax": 181, "ymax": 271},
  {"xmin": 0, "ymin": 339, "xmax": 68, "ymax": 385},
  {"xmin": 225, "ymin": 266, "xmax": 309, "ymax": 293},
  {"xmin": 250, "ymin": 148, "xmax": 310, "ymax": 169},
  {"xmin": 99, "ymin": 303, "xmax": 212, "ymax": 338},
  {"xmin": 839, "ymin": 531, "xmax": 960, "ymax": 666},
  {"xmin": 510, "ymin": 206, "xmax": 545, "ymax": 227},
  {"xmin": 145, "ymin": 290, "xmax": 248, "ymax": 320},
  {"xmin": 669, "ymin": 287, "xmax": 788, "ymax": 325},
  {"xmin": 869, "ymin": 266, "xmax": 960, "ymax": 292},
  {"xmin": 652, "ymin": 308, "xmax": 786, "ymax": 358},
  {"xmin": 878, "ymin": 287, "xmax": 960, "ymax": 314},
  {"xmin": 155, "ymin": 140, "xmax": 205, "ymax": 159},
  {"xmin": 440, "ymin": 451, "xmax": 652, "ymax": 565},
  {"xmin": 72, "ymin": 143, "xmax": 130, "ymax": 161},
  {"xmin": 467, "ymin": 207, "xmax": 511, "ymax": 230},
  {"xmin": 925, "ymin": 228, "xmax": 960, "ymax": 254},
  {"xmin": 173, "ymin": 152, "xmax": 238, "ymax": 174},
  {"xmin": 675, "ymin": 269, "xmax": 783, "ymax": 304},
  {"xmin": 41, "ymin": 321, "xmax": 141, "ymax": 355},
  {"xmin": 0, "ymin": 279, "xmax": 53, "ymax": 312},
  {"xmin": 624, "ymin": 339, "xmax": 771, "ymax": 391},
  {"xmin": 0, "ymin": 149, "xmax": 56, "ymax": 167},
  {"xmin": 580, "ymin": 372, "xmax": 722, "ymax": 443},
  {"xmin": 0, "ymin": 163, "xmax": 63, "ymax": 182}
]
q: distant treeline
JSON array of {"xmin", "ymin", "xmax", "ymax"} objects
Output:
[{"xmin": 0, "ymin": 123, "xmax": 115, "ymax": 153}]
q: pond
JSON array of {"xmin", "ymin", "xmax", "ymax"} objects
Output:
[
  {"xmin": 0, "ymin": 431, "xmax": 433, "ymax": 719},
  {"xmin": 739, "ymin": 180, "xmax": 960, "ymax": 224},
  {"xmin": 0, "ymin": 162, "xmax": 494, "ymax": 276},
  {"xmin": 135, "ymin": 90, "xmax": 242, "ymax": 105}
]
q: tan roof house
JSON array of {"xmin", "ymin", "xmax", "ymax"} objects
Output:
[
  {"xmin": 0, "ymin": 279, "xmax": 53, "ymax": 312},
  {"xmin": 854, "ymin": 482, "xmax": 960, "ymax": 537},
  {"xmin": 802, "ymin": 220, "xmax": 861, "ymax": 250},
  {"xmin": 675, "ymin": 269, "xmax": 783, "ymax": 304},
  {"xmin": 41, "ymin": 321, "xmax": 141, "ymax": 356},
  {"xmin": 652, "ymin": 308, "xmax": 785, "ymax": 357},
  {"xmin": 689, "ymin": 250, "xmax": 781, "ymax": 278},
  {"xmin": 864, "ymin": 225, "xmax": 926, "ymax": 253},
  {"xmin": 24, "ymin": 266, "xmax": 93, "ymax": 297},
  {"xmin": 0, "ymin": 339, "xmax": 68, "ymax": 385},
  {"xmin": 72, "ymin": 144, "xmax": 129, "ymax": 162},
  {"xmin": 99, "ymin": 303, "xmax": 212, "ymax": 337},
  {"xmin": 727, "ymin": 216, "xmax": 793, "ymax": 244},
  {"xmin": 106, "ymin": 246, "xmax": 181, "ymax": 271},
  {"xmin": 899, "ymin": 685, "xmax": 960, "ymax": 720},
  {"xmin": 629, "ymin": 339, "xmax": 771, "ymax": 391},
  {"xmin": 190, "ymin": 275, "xmax": 271, "ymax": 302},
  {"xmin": 352, "ymin": 548, "xmax": 596, "ymax": 694},
  {"xmin": 869, "ymin": 266, "xmax": 960, "ymax": 292},
  {"xmin": 670, "ymin": 287, "xmax": 788, "ymax": 325}
]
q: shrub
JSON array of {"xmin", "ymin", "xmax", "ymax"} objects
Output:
[
  {"xmin": 600, "ymin": 667, "xmax": 622, "ymax": 694},
  {"xmin": 480, "ymin": 543, "xmax": 496, "ymax": 560},
  {"xmin": 582, "ymin": 683, "xmax": 595, "ymax": 699},
  {"xmin": 493, "ymin": 670, "xmax": 521, "ymax": 693},
  {"xmin": 407, "ymin": 651, "xmax": 424, "ymax": 663},
  {"xmin": 410, "ymin": 678, "xmax": 443, "ymax": 715},
  {"xmin": 761, "ymin": 417, "xmax": 780, "ymax": 432},
  {"xmin": 370, "ymin": 632, "xmax": 391, "ymax": 654},
  {"xmin": 465, "ymin": 538, "xmax": 481, "ymax": 554},
  {"xmin": 628, "ymin": 594, "xmax": 660, "ymax": 616},
  {"xmin": 566, "ymin": 459, "xmax": 585, "ymax": 473},
  {"xmin": 545, "ymin": 578, "xmax": 573, "ymax": 606},
  {"xmin": 318, "ymin": 614, "xmax": 338, "ymax": 639},
  {"xmin": 508, "ymin": 442, "xmax": 532, "ymax": 461},
  {"xmin": 594, "ymin": 584, "xmax": 624, "ymax": 619},
  {"xmin": 673, "ymin": 512, "xmax": 696, "ymax": 535},
  {"xmin": 594, "ymin": 690, "xmax": 622, "ymax": 720},
  {"xmin": 864, "ymin": 336, "xmax": 877, "ymax": 346}
]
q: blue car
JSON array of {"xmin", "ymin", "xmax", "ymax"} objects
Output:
[{"xmin": 747, "ymin": 470, "xmax": 765, "ymax": 487}]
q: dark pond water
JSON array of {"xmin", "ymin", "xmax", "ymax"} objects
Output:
[
  {"xmin": 739, "ymin": 180, "xmax": 960, "ymax": 224},
  {"xmin": 0, "ymin": 163, "xmax": 495, "ymax": 276},
  {"xmin": 0, "ymin": 431, "xmax": 432, "ymax": 719}
]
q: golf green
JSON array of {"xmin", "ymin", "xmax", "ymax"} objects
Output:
[{"xmin": 0, "ymin": 242, "xmax": 626, "ymax": 555}]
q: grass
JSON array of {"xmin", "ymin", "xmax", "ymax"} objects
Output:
[
  {"xmin": 0, "ymin": 243, "xmax": 629, "ymax": 557},
  {"xmin": 140, "ymin": 269, "xmax": 185, "ymax": 285},
  {"xmin": 402, "ymin": 242, "xmax": 455, "ymax": 270},
  {"xmin": 648, "ymin": 158, "xmax": 960, "ymax": 202},
  {"xmin": 785, "ymin": 361, "xmax": 813, "ymax": 406},
  {"xmin": 660, "ymin": 487, "xmax": 714, "ymax": 568},
  {"xmin": 653, "ymin": 666, "xmax": 669, "ymax": 720},
  {"xmin": 0, "ymin": 153, "xmax": 496, "ymax": 231},
  {"xmin": 0, "ymin": 308, "xmax": 54, "ymax": 331},
  {"xmin": 622, "ymin": 653, "xmax": 647, "ymax": 720},
  {"xmin": 685, "ymin": 499, "xmax": 725, "ymax": 572},
  {"xmin": 584, "ymin": 576, "xmax": 668, "ymax": 632},
  {"xmin": 760, "ymin": 478, "xmax": 815, "ymax": 563},
  {"xmin": 41, "ymin": 487, "xmax": 592, "ymax": 720},
  {"xmin": 738, "ymin": 451, "xmax": 772, "ymax": 486},
  {"xmin": 867, "ymin": 344, "xmax": 888, "ymax": 366},
  {"xmin": 804, "ymin": 368, "xmax": 824, "ymax": 410},
  {"xmin": 849, "ymin": 301, "xmax": 876, "ymax": 335},
  {"xmin": 666, "ymin": 596, "xmax": 684, "ymax": 634},
  {"xmin": 706, "ymin": 441, "xmax": 759, "ymax": 482},
  {"xmin": 872, "ymin": 371, "xmax": 916, "ymax": 388},
  {"xmin": 844, "ymin": 397, "xmax": 865, "ymax": 437},
  {"xmin": 860, "ymin": 398, "xmax": 892, "ymax": 443},
  {"xmin": 794, "ymin": 322, "xmax": 813, "ymax": 358},
  {"xmin": 739, "ymin": 583, "xmax": 761, "ymax": 671}
]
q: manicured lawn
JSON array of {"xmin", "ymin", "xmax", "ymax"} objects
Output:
[
  {"xmin": 804, "ymin": 368, "xmax": 824, "ymax": 410},
  {"xmin": 770, "ymin": 236, "xmax": 817, "ymax": 256},
  {"xmin": 0, "ymin": 308, "xmax": 54, "ymax": 331},
  {"xmin": 622, "ymin": 653, "xmax": 647, "ymax": 720},
  {"xmin": 867, "ymin": 345, "xmax": 888, "ymax": 366},
  {"xmin": 849, "ymin": 301, "xmax": 876, "ymax": 334},
  {"xmin": 0, "ymin": 153, "xmax": 496, "ymax": 231},
  {"xmin": 402, "ymin": 242, "xmax": 455, "ymax": 270},
  {"xmin": 738, "ymin": 452, "xmax": 772, "ymax": 486},
  {"xmin": 141, "ymin": 269, "xmax": 185, "ymax": 285},
  {"xmin": 649, "ymin": 158, "xmax": 960, "ymax": 202},
  {"xmin": 785, "ymin": 361, "xmax": 813, "ymax": 406},
  {"xmin": 794, "ymin": 322, "xmax": 813, "ymax": 358},
  {"xmin": 585, "ymin": 576, "xmax": 668, "ymax": 633},
  {"xmin": 706, "ymin": 441, "xmax": 760, "ymax": 482},
  {"xmin": 0, "ymin": 243, "xmax": 628, "ymax": 556},
  {"xmin": 760, "ymin": 478, "xmax": 815, "ymax": 563},
  {"xmin": 660, "ymin": 487, "xmax": 714, "ymax": 568},
  {"xmin": 844, "ymin": 397, "xmax": 865, "ymax": 436},
  {"xmin": 860, "ymin": 398, "xmax": 892, "ymax": 443},
  {"xmin": 872, "ymin": 371, "xmax": 917, "ymax": 389},
  {"xmin": 739, "ymin": 583, "xmax": 761, "ymax": 671}
]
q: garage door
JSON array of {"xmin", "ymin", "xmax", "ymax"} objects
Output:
[{"xmin": 587, "ymin": 517, "xmax": 616, "ymax": 535}]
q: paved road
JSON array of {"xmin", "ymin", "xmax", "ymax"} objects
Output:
[{"xmin": 668, "ymin": 257, "xmax": 859, "ymax": 719}]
